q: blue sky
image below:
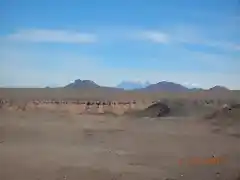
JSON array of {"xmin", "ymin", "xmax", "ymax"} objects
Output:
[{"xmin": 0, "ymin": 0, "xmax": 240, "ymax": 89}]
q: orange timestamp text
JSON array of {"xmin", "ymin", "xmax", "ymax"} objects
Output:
[{"xmin": 178, "ymin": 156, "xmax": 225, "ymax": 166}]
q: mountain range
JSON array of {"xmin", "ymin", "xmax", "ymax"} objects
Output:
[{"xmin": 62, "ymin": 79, "xmax": 230, "ymax": 92}]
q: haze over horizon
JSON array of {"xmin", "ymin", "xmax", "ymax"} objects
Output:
[{"xmin": 0, "ymin": 0, "xmax": 240, "ymax": 89}]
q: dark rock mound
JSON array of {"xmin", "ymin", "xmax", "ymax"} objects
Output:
[
  {"xmin": 156, "ymin": 99, "xmax": 215, "ymax": 117},
  {"xmin": 130, "ymin": 102, "xmax": 170, "ymax": 118},
  {"xmin": 144, "ymin": 102, "xmax": 170, "ymax": 117}
]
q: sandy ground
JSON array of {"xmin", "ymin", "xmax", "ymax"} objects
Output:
[{"xmin": 0, "ymin": 111, "xmax": 239, "ymax": 180}]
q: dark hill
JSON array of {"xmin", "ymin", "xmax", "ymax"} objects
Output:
[
  {"xmin": 141, "ymin": 81, "xmax": 189, "ymax": 92},
  {"xmin": 209, "ymin": 85, "xmax": 229, "ymax": 92}
]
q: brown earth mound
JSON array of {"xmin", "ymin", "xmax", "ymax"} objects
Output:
[
  {"xmin": 128, "ymin": 100, "xmax": 216, "ymax": 118},
  {"xmin": 205, "ymin": 103, "xmax": 240, "ymax": 121},
  {"xmin": 165, "ymin": 99, "xmax": 219, "ymax": 117},
  {"xmin": 205, "ymin": 104, "xmax": 240, "ymax": 138}
]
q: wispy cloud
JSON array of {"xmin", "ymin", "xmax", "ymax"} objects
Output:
[
  {"xmin": 183, "ymin": 82, "xmax": 201, "ymax": 88},
  {"xmin": 206, "ymin": 41, "xmax": 240, "ymax": 51},
  {"xmin": 171, "ymin": 25, "xmax": 240, "ymax": 51},
  {"xmin": 3, "ymin": 27, "xmax": 239, "ymax": 51},
  {"xmin": 6, "ymin": 29, "xmax": 97, "ymax": 44},
  {"xmin": 134, "ymin": 25, "xmax": 240, "ymax": 51},
  {"xmin": 137, "ymin": 30, "xmax": 170, "ymax": 43}
]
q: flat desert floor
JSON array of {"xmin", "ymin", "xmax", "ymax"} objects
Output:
[{"xmin": 0, "ymin": 111, "xmax": 239, "ymax": 180}]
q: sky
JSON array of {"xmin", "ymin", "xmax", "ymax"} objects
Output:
[{"xmin": 0, "ymin": 0, "xmax": 240, "ymax": 89}]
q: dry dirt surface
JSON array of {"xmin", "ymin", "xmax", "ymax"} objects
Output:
[{"xmin": 0, "ymin": 110, "xmax": 240, "ymax": 180}]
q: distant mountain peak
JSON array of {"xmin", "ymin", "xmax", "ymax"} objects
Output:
[
  {"xmin": 209, "ymin": 85, "xmax": 229, "ymax": 91},
  {"xmin": 64, "ymin": 79, "xmax": 99, "ymax": 88},
  {"xmin": 141, "ymin": 81, "xmax": 189, "ymax": 92}
]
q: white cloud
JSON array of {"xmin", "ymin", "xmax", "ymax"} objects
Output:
[
  {"xmin": 183, "ymin": 82, "xmax": 201, "ymax": 88},
  {"xmin": 137, "ymin": 25, "xmax": 240, "ymax": 51},
  {"xmin": 92, "ymin": 25, "xmax": 239, "ymax": 51},
  {"xmin": 199, "ymin": 40, "xmax": 240, "ymax": 52},
  {"xmin": 154, "ymin": 26, "xmax": 239, "ymax": 51},
  {"xmin": 6, "ymin": 29, "xmax": 97, "ymax": 44},
  {"xmin": 137, "ymin": 30, "xmax": 169, "ymax": 43}
]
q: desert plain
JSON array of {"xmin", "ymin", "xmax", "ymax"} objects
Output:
[{"xmin": 0, "ymin": 88, "xmax": 240, "ymax": 180}]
